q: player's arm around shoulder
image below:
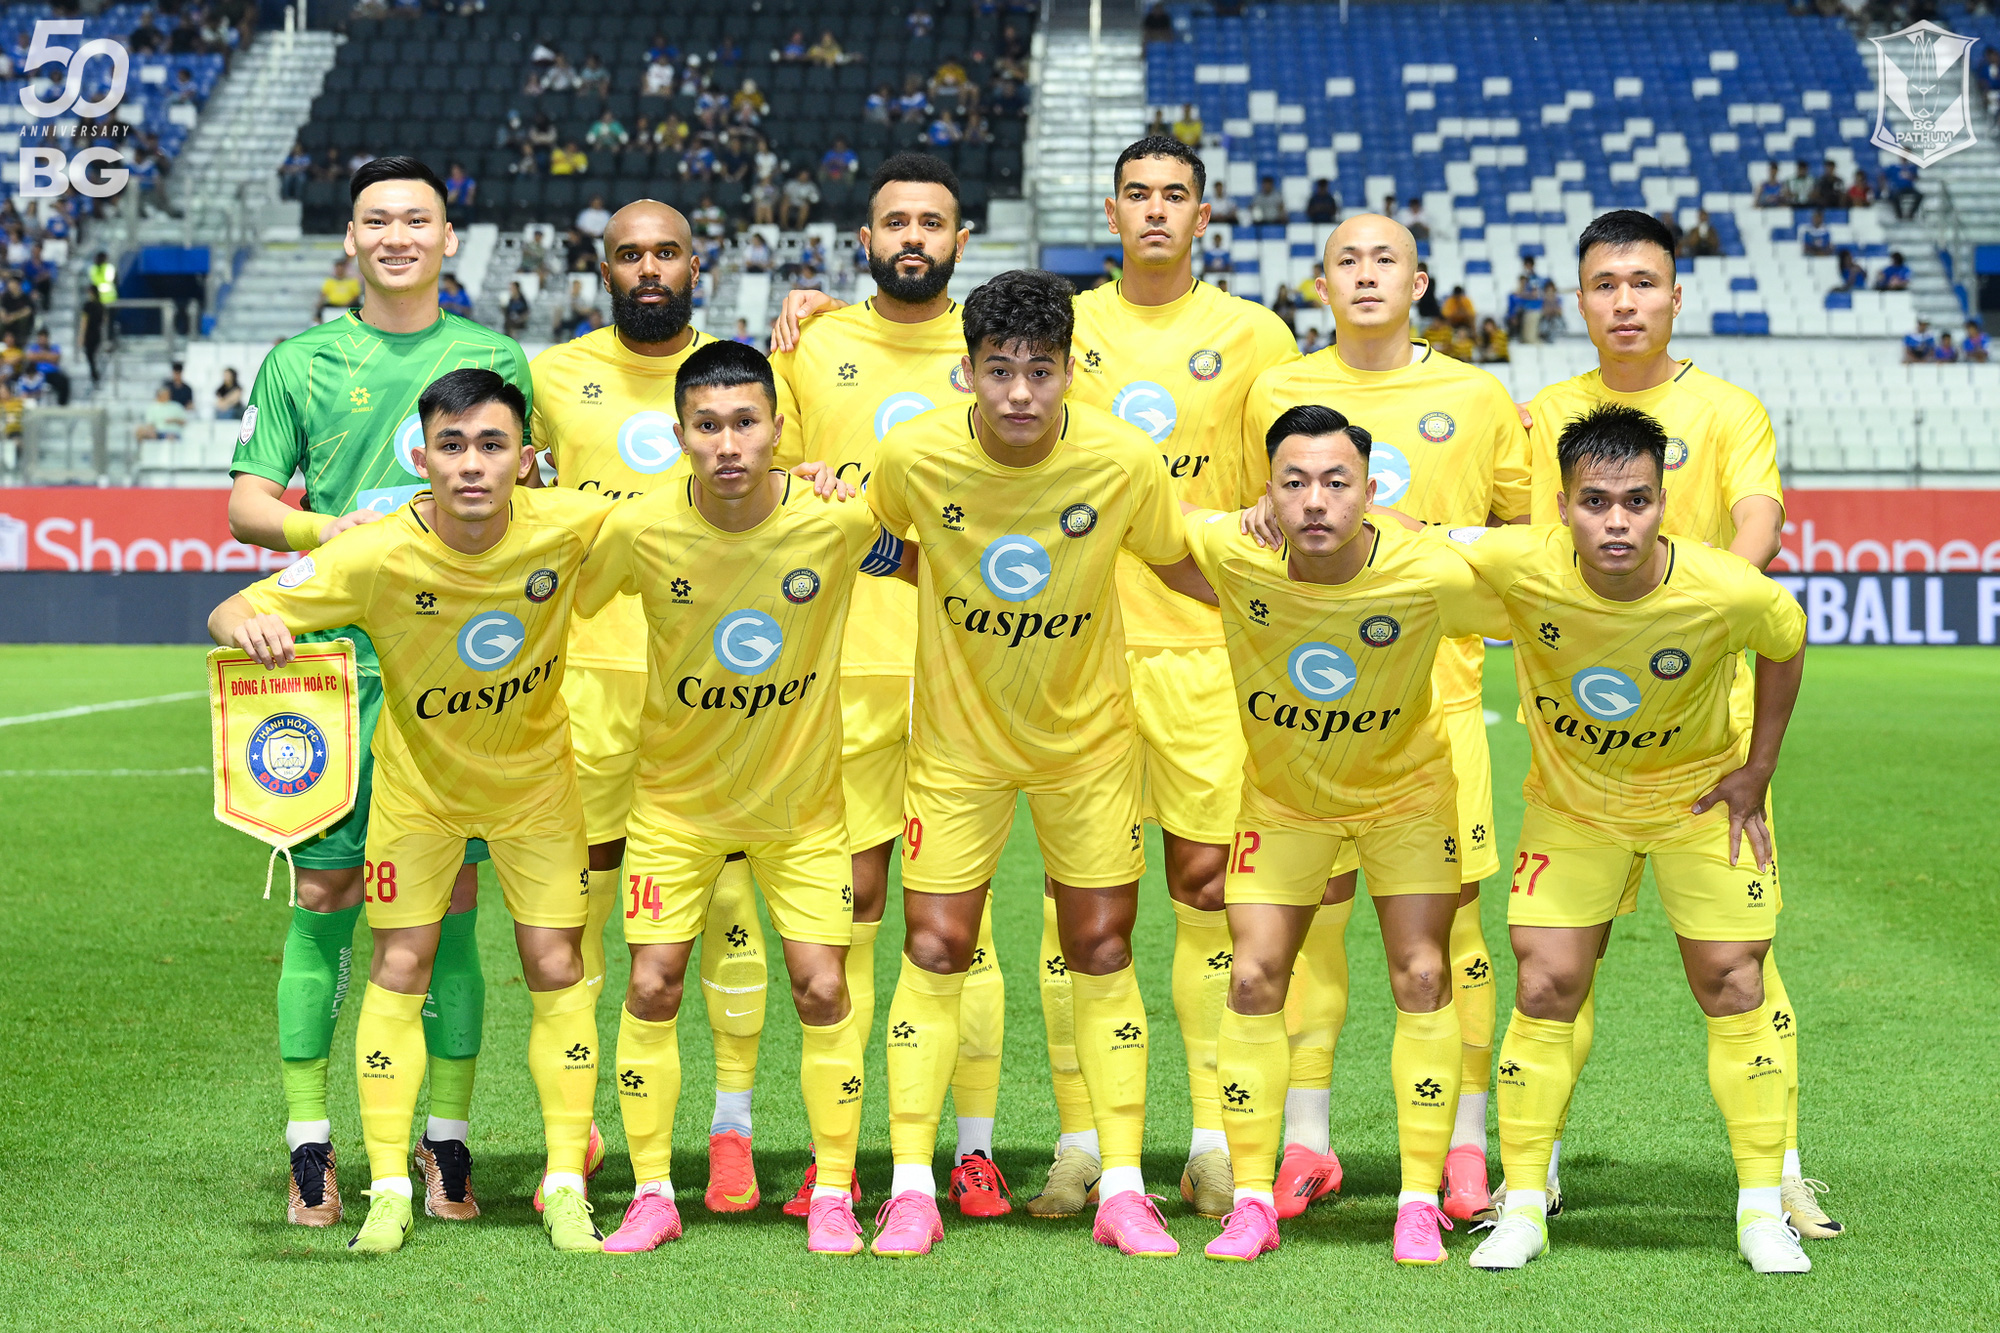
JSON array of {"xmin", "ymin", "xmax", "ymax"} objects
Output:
[
  {"xmin": 211, "ymin": 519, "xmax": 394, "ymax": 666},
  {"xmin": 572, "ymin": 498, "xmax": 656, "ymax": 619}
]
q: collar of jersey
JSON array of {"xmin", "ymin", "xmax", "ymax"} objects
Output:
[
  {"xmin": 341, "ymin": 308, "xmax": 451, "ymax": 344},
  {"xmin": 680, "ymin": 469, "xmax": 795, "ymax": 538},
  {"xmin": 1273, "ymin": 519, "xmax": 1383, "ymax": 591},
  {"xmin": 1326, "ymin": 341, "xmax": 1431, "ymax": 382},
  {"xmin": 1588, "ymin": 359, "xmax": 1694, "ymax": 405},
  {"xmin": 1566, "ymin": 530, "xmax": 1678, "ymax": 607},
  {"xmin": 594, "ymin": 323, "xmax": 705, "ymax": 373},
  {"xmin": 407, "ymin": 493, "xmax": 522, "ymax": 562},
  {"xmin": 862, "ymin": 297, "xmax": 959, "ymax": 336},
  {"xmin": 962, "ymin": 404, "xmax": 1070, "ymax": 472},
  {"xmin": 1110, "ymin": 278, "xmax": 1202, "ymax": 320}
]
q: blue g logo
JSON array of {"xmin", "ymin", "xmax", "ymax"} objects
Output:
[
  {"xmin": 1369, "ymin": 442, "xmax": 1412, "ymax": 505},
  {"xmin": 1111, "ymin": 381, "xmax": 1177, "ymax": 443},
  {"xmin": 874, "ymin": 391, "xmax": 934, "ymax": 441},
  {"xmin": 1288, "ymin": 642, "xmax": 1358, "ymax": 701},
  {"xmin": 457, "ymin": 611, "xmax": 526, "ymax": 672},
  {"xmin": 391, "ymin": 412, "xmax": 426, "ymax": 478},
  {"xmin": 1570, "ymin": 667, "xmax": 1642, "ymax": 722},
  {"xmin": 617, "ymin": 411, "xmax": 682, "ymax": 474},
  {"xmin": 979, "ymin": 535, "xmax": 1052, "ymax": 601},
  {"xmin": 713, "ymin": 609, "xmax": 784, "ymax": 674}
]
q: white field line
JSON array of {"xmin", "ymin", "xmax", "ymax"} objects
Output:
[
  {"xmin": 0, "ymin": 768, "xmax": 206, "ymax": 776},
  {"xmin": 0, "ymin": 690, "xmax": 206, "ymax": 729}
]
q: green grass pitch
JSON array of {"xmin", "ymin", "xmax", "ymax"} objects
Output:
[{"xmin": 0, "ymin": 643, "xmax": 1992, "ymax": 1330}]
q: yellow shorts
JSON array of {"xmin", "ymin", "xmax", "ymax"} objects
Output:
[
  {"xmin": 363, "ymin": 779, "xmax": 590, "ymax": 930},
  {"xmin": 1441, "ymin": 701, "xmax": 1499, "ymax": 883},
  {"xmin": 841, "ymin": 674, "xmax": 910, "ymax": 855},
  {"xmin": 902, "ymin": 743, "xmax": 1145, "ymax": 894},
  {"xmin": 1509, "ymin": 803, "xmax": 1781, "ymax": 941},
  {"xmin": 621, "ymin": 812, "xmax": 853, "ymax": 947},
  {"xmin": 1129, "ymin": 644, "xmax": 1246, "ymax": 846},
  {"xmin": 1609, "ymin": 791, "xmax": 1784, "ymax": 919},
  {"xmin": 1225, "ymin": 787, "xmax": 1461, "ymax": 907},
  {"xmin": 561, "ymin": 664, "xmax": 646, "ymax": 846}
]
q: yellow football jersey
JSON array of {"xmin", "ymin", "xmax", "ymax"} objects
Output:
[
  {"xmin": 1069, "ymin": 279, "xmax": 1301, "ymax": 649},
  {"xmin": 530, "ymin": 325, "xmax": 714, "ymax": 672},
  {"xmin": 1186, "ymin": 511, "xmax": 1505, "ymax": 826},
  {"xmin": 574, "ymin": 474, "xmax": 883, "ymax": 841},
  {"xmin": 770, "ymin": 298, "xmax": 972, "ymax": 678},
  {"xmin": 241, "ymin": 487, "xmax": 614, "ymax": 821},
  {"xmin": 1443, "ymin": 524, "xmax": 1805, "ymax": 838},
  {"xmin": 868, "ymin": 400, "xmax": 1189, "ymax": 780},
  {"xmin": 1518, "ymin": 361, "xmax": 1783, "ymax": 549},
  {"xmin": 1240, "ymin": 341, "xmax": 1531, "ymax": 710}
]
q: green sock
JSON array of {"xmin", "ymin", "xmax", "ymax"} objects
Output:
[
  {"xmin": 277, "ymin": 903, "xmax": 362, "ymax": 1124},
  {"xmin": 423, "ymin": 906, "xmax": 486, "ymax": 1059},
  {"xmin": 427, "ymin": 1056, "xmax": 478, "ymax": 1124}
]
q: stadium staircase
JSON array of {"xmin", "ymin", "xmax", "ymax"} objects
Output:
[{"xmin": 1026, "ymin": 7, "xmax": 1147, "ymax": 247}]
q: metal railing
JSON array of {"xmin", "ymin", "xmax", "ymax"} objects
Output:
[
  {"xmin": 1924, "ymin": 179, "xmax": 1973, "ymax": 321},
  {"xmin": 18, "ymin": 407, "xmax": 111, "ymax": 485}
]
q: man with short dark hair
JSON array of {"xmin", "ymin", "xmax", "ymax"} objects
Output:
[
  {"xmin": 1458, "ymin": 404, "xmax": 1810, "ymax": 1276},
  {"xmin": 212, "ymin": 367, "xmax": 614, "ymax": 1254},
  {"xmin": 227, "ymin": 156, "xmax": 536, "ymax": 1231}
]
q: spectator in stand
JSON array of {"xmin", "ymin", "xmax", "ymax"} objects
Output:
[
  {"xmin": 21, "ymin": 328, "xmax": 64, "ymax": 405},
  {"xmin": 22, "ymin": 243, "xmax": 55, "ymax": 310},
  {"xmin": 1811, "ymin": 158, "xmax": 1843, "ymax": 210},
  {"xmin": 528, "ymin": 112, "xmax": 559, "ymax": 152},
  {"xmin": 576, "ymin": 194, "xmax": 612, "ymax": 240},
  {"xmin": 134, "ymin": 384, "xmax": 186, "ymax": 445},
  {"xmin": 576, "ymin": 53, "xmax": 611, "ymax": 98},
  {"xmin": 1963, "ymin": 320, "xmax": 1989, "ymax": 363},
  {"xmin": 751, "ymin": 170, "xmax": 781, "ymax": 225},
  {"xmin": 1800, "ymin": 209, "xmax": 1832, "ymax": 256},
  {"xmin": 587, "ymin": 108, "xmax": 629, "ymax": 152},
  {"xmin": 930, "ymin": 56, "xmax": 971, "ymax": 114},
  {"xmin": 1875, "ymin": 250, "xmax": 1911, "ymax": 290},
  {"xmin": 1537, "ymin": 275, "xmax": 1564, "ymax": 340},
  {"xmin": 1477, "ymin": 315, "xmax": 1508, "ymax": 363},
  {"xmin": 743, "ymin": 232, "xmax": 772, "ymax": 273},
  {"xmin": 1885, "ymin": 161, "xmax": 1922, "ymax": 219},
  {"xmin": 1142, "ymin": 1, "xmax": 1174, "ymax": 44},
  {"xmin": 987, "ymin": 74, "xmax": 1027, "ymax": 119},
  {"xmin": 163, "ymin": 361, "xmax": 194, "ymax": 409},
  {"xmin": 564, "ymin": 226, "xmax": 599, "ymax": 272},
  {"xmin": 550, "ymin": 141, "xmax": 588, "ymax": 175},
  {"xmin": 1250, "ymin": 175, "xmax": 1285, "ymax": 225},
  {"xmin": 927, "ymin": 109, "xmax": 963, "ymax": 146},
  {"xmin": 1172, "ymin": 104, "xmax": 1203, "ymax": 147},
  {"xmin": 1404, "ymin": 198, "xmax": 1431, "ymax": 241},
  {"xmin": 717, "ymin": 132, "xmax": 753, "ymax": 184},
  {"xmin": 1146, "ymin": 108, "xmax": 1169, "ymax": 139},
  {"xmin": 1208, "ymin": 183, "xmax": 1239, "ymax": 225},
  {"xmin": 1653, "ymin": 209, "xmax": 1684, "ymax": 254},
  {"xmin": 1830, "ymin": 248, "xmax": 1867, "ymax": 293},
  {"xmin": 536, "ymin": 53, "xmax": 577, "ymax": 95},
  {"xmin": 643, "ymin": 53, "xmax": 676, "ymax": 99},
  {"xmin": 795, "ymin": 263, "xmax": 826, "ymax": 293},
  {"xmin": 808, "ymin": 31, "xmax": 844, "ymax": 67},
  {"xmin": 1755, "ymin": 162, "xmax": 1787, "ymax": 208},
  {"xmin": 315, "ymin": 258, "xmax": 360, "ymax": 322},
  {"xmin": 439, "ymin": 274, "xmax": 474, "ymax": 321},
  {"xmin": 732, "ymin": 79, "xmax": 769, "ymax": 125},
  {"xmin": 1300, "ymin": 327, "xmax": 1322, "ymax": 354},
  {"xmin": 865, "ymin": 84, "xmax": 893, "ymax": 123},
  {"xmin": 1982, "ymin": 48, "xmax": 2000, "ymax": 116},
  {"xmin": 510, "ymin": 143, "xmax": 540, "ymax": 176},
  {"xmin": 733, "ymin": 317, "xmax": 758, "ymax": 346},
  {"xmin": 279, "ymin": 141, "xmax": 311, "ymax": 200},
  {"xmin": 821, "ymin": 137, "xmax": 859, "ymax": 181},
  {"xmin": 1100, "ymin": 255, "xmax": 1122, "ymax": 288},
  {"xmin": 312, "ymin": 147, "xmax": 348, "ymax": 183},
  {"xmin": 1201, "ymin": 233, "xmax": 1231, "ymax": 276},
  {"xmin": 780, "ymin": 169, "xmax": 821, "ymax": 229},
  {"xmin": 80, "ymin": 289, "xmax": 106, "ymax": 385},
  {"xmin": 444, "ymin": 162, "xmax": 477, "ymax": 223},
  {"xmin": 800, "ymin": 235, "xmax": 827, "ymax": 274},
  {"xmin": 781, "ymin": 29, "xmax": 809, "ymax": 61},
  {"xmin": 644, "ymin": 32, "xmax": 676, "ymax": 63},
  {"xmin": 692, "ymin": 193, "xmax": 726, "ymax": 239},
  {"xmin": 1932, "ymin": 331, "xmax": 1958, "ymax": 363},
  {"xmin": 1296, "ymin": 262, "xmax": 1323, "ymax": 307},
  {"xmin": 502, "ymin": 281, "xmax": 530, "ymax": 337},
  {"xmin": 1844, "ymin": 169, "xmax": 1874, "ymax": 208},
  {"xmin": 170, "ymin": 66, "xmax": 202, "ymax": 108},
  {"xmin": 753, "ymin": 134, "xmax": 777, "ymax": 183},
  {"xmin": 907, "ymin": 5, "xmax": 934, "ymax": 39},
  {"xmin": 1680, "ymin": 208, "xmax": 1721, "ymax": 258},
  {"xmin": 1305, "ymin": 179, "xmax": 1339, "ymax": 224},
  {"xmin": 1442, "ymin": 283, "xmax": 1475, "ymax": 330},
  {"xmin": 896, "ymin": 74, "xmax": 930, "ymax": 121},
  {"xmin": 1270, "ymin": 283, "xmax": 1298, "ymax": 333},
  {"xmin": 1902, "ymin": 317, "xmax": 1935, "ymax": 363},
  {"xmin": 214, "ymin": 367, "xmax": 244, "ymax": 419},
  {"xmin": 1784, "ymin": 159, "xmax": 1815, "ymax": 206}
]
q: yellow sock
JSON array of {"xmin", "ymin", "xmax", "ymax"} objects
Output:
[
  {"xmin": 1069, "ymin": 964, "xmax": 1149, "ymax": 1172},
  {"xmin": 582, "ymin": 867, "xmax": 618, "ymax": 994},
  {"xmin": 951, "ymin": 897, "xmax": 1003, "ymax": 1121},
  {"xmin": 800, "ymin": 1007, "xmax": 865, "ymax": 1191},
  {"xmin": 615, "ymin": 1006, "xmax": 680, "ymax": 1187},
  {"xmin": 355, "ymin": 984, "xmax": 429, "ymax": 1182},
  {"xmin": 1706, "ymin": 1005, "xmax": 1788, "ymax": 1191},
  {"xmin": 1450, "ymin": 900, "xmax": 1494, "ymax": 1096},
  {"xmin": 1171, "ymin": 900, "xmax": 1231, "ymax": 1138},
  {"xmin": 886, "ymin": 958, "xmax": 965, "ymax": 1164},
  {"xmin": 1552, "ymin": 960, "xmax": 1601, "ymax": 1140},
  {"xmin": 1393, "ymin": 1003, "xmax": 1461, "ymax": 1195},
  {"xmin": 1286, "ymin": 897, "xmax": 1352, "ymax": 1088},
  {"xmin": 1495, "ymin": 1010, "xmax": 1575, "ymax": 1205},
  {"xmin": 1763, "ymin": 948, "xmax": 1800, "ymax": 1156},
  {"xmin": 528, "ymin": 980, "xmax": 599, "ymax": 1177},
  {"xmin": 1216, "ymin": 1006, "xmax": 1288, "ymax": 1191},
  {"xmin": 701, "ymin": 858, "xmax": 764, "ymax": 1094},
  {"xmin": 1038, "ymin": 894, "xmax": 1093, "ymax": 1137},
  {"xmin": 846, "ymin": 919, "xmax": 881, "ymax": 1043}
]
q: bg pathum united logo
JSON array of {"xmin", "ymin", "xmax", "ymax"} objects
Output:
[{"xmin": 1869, "ymin": 20, "xmax": 1981, "ymax": 167}]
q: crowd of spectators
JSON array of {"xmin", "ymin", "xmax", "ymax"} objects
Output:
[
  {"xmin": 1754, "ymin": 156, "xmax": 1922, "ymax": 219},
  {"xmin": 1902, "ymin": 317, "xmax": 1989, "ymax": 365}
]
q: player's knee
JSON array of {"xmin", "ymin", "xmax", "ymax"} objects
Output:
[
  {"xmin": 1226, "ymin": 953, "xmax": 1289, "ymax": 1013},
  {"xmin": 296, "ymin": 866, "xmax": 365, "ymax": 913},
  {"xmin": 788, "ymin": 964, "xmax": 847, "ymax": 1027},
  {"xmin": 904, "ymin": 922, "xmax": 977, "ymax": 975},
  {"xmin": 1513, "ymin": 967, "xmax": 1584, "ymax": 1021},
  {"xmin": 1062, "ymin": 931, "xmax": 1132, "ymax": 977},
  {"xmin": 1695, "ymin": 951, "xmax": 1767, "ymax": 1018},
  {"xmin": 1388, "ymin": 955, "xmax": 1450, "ymax": 1012},
  {"xmin": 626, "ymin": 962, "xmax": 685, "ymax": 1021}
]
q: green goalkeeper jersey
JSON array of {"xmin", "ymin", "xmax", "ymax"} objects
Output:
[{"xmin": 230, "ymin": 308, "xmax": 535, "ymax": 673}]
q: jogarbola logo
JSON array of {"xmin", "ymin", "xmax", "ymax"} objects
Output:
[
  {"xmin": 524, "ymin": 568, "xmax": 558, "ymax": 603},
  {"xmin": 348, "ymin": 387, "xmax": 371, "ymax": 409},
  {"xmin": 1082, "ymin": 349, "xmax": 1103, "ymax": 372},
  {"xmin": 1664, "ymin": 437, "xmax": 1689, "ymax": 471},
  {"xmin": 414, "ymin": 590, "xmax": 437, "ymax": 613},
  {"xmin": 1417, "ymin": 410, "xmax": 1455, "ymax": 443},
  {"xmin": 1650, "ymin": 647, "xmax": 1691, "ymax": 680},
  {"xmin": 1188, "ymin": 348, "xmax": 1222, "ymax": 381},
  {"xmin": 582, "ymin": 382, "xmax": 602, "ymax": 401},
  {"xmin": 836, "ymin": 362, "xmax": 857, "ymax": 382},
  {"xmin": 246, "ymin": 713, "xmax": 329, "ymax": 797},
  {"xmin": 1060, "ymin": 502, "xmax": 1097, "ymax": 538},
  {"xmin": 949, "ymin": 362, "xmax": 973, "ymax": 393},
  {"xmin": 781, "ymin": 567, "xmax": 821, "ymax": 604},
  {"xmin": 1358, "ymin": 614, "xmax": 1400, "ymax": 647},
  {"xmin": 670, "ymin": 576, "xmax": 692, "ymax": 602}
]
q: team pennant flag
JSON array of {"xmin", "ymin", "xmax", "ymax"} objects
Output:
[{"xmin": 208, "ymin": 639, "xmax": 362, "ymax": 899}]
